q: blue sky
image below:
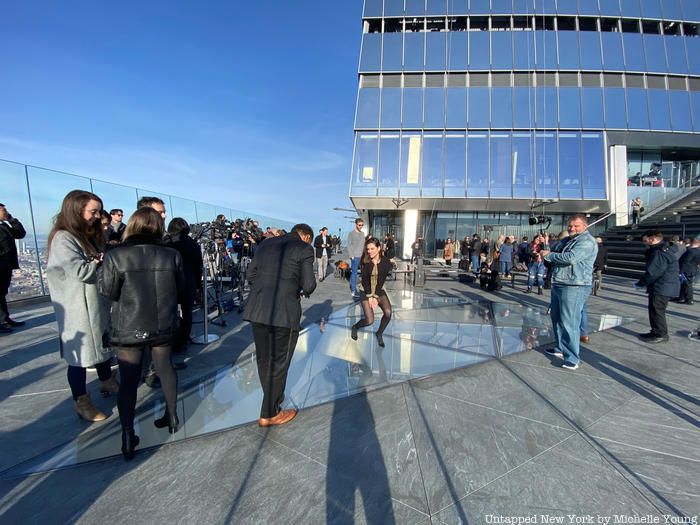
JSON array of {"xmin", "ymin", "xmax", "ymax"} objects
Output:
[{"xmin": 0, "ymin": 1, "xmax": 362, "ymax": 235}]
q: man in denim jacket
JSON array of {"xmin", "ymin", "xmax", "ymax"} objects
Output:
[{"xmin": 541, "ymin": 214, "xmax": 598, "ymax": 370}]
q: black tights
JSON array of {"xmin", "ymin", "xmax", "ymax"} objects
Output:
[
  {"xmin": 352, "ymin": 295, "xmax": 392, "ymax": 336},
  {"xmin": 67, "ymin": 361, "xmax": 112, "ymax": 400},
  {"xmin": 116, "ymin": 345, "xmax": 177, "ymax": 429}
]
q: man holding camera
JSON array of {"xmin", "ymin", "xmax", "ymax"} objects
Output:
[
  {"xmin": 243, "ymin": 223, "xmax": 316, "ymax": 427},
  {"xmin": 541, "ymin": 214, "xmax": 597, "ymax": 370},
  {"xmin": 0, "ymin": 203, "xmax": 27, "ymax": 333}
]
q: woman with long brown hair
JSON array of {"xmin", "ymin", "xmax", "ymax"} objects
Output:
[
  {"xmin": 350, "ymin": 238, "xmax": 393, "ymax": 347},
  {"xmin": 98, "ymin": 207, "xmax": 184, "ymax": 460},
  {"xmin": 46, "ymin": 190, "xmax": 117, "ymax": 423}
]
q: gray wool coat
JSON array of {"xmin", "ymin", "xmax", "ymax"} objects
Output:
[{"xmin": 46, "ymin": 230, "xmax": 111, "ymax": 367}]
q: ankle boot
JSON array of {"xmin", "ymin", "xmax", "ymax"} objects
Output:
[
  {"xmin": 351, "ymin": 325, "xmax": 358, "ymax": 340},
  {"xmin": 99, "ymin": 372, "xmax": 119, "ymax": 397},
  {"xmin": 525, "ymin": 287, "xmax": 532, "ymax": 294},
  {"xmin": 375, "ymin": 332, "xmax": 385, "ymax": 348},
  {"xmin": 75, "ymin": 394, "xmax": 107, "ymax": 422},
  {"xmin": 154, "ymin": 408, "xmax": 180, "ymax": 434},
  {"xmin": 537, "ymin": 286, "xmax": 543, "ymax": 295},
  {"xmin": 121, "ymin": 426, "xmax": 140, "ymax": 461}
]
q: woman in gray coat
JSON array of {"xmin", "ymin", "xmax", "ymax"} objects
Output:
[{"xmin": 46, "ymin": 190, "xmax": 117, "ymax": 422}]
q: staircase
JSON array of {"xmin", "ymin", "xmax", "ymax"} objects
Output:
[{"xmin": 602, "ymin": 187, "xmax": 700, "ymax": 278}]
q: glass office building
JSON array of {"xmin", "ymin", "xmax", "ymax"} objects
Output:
[{"xmin": 350, "ymin": 0, "xmax": 700, "ymax": 255}]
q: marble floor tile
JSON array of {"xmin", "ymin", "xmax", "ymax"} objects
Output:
[
  {"xmin": 408, "ymin": 359, "xmax": 575, "ymax": 430},
  {"xmin": 402, "ymin": 383, "xmax": 574, "ymax": 515},
  {"xmin": 432, "ymin": 434, "xmax": 663, "ymax": 525},
  {"xmin": 497, "ymin": 361, "xmax": 640, "ymax": 430},
  {"xmin": 249, "ymin": 384, "xmax": 429, "ymax": 515},
  {"xmin": 586, "ymin": 401, "xmax": 700, "ymax": 462},
  {"xmin": 582, "ymin": 436, "xmax": 700, "ymax": 517}
]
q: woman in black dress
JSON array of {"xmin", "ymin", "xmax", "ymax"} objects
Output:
[
  {"xmin": 350, "ymin": 238, "xmax": 393, "ymax": 347},
  {"xmin": 98, "ymin": 207, "xmax": 184, "ymax": 460}
]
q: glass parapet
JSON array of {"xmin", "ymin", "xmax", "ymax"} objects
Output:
[{"xmin": 3, "ymin": 160, "xmax": 294, "ymax": 302}]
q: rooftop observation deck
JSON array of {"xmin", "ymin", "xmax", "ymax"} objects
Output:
[{"xmin": 0, "ymin": 263, "xmax": 698, "ymax": 524}]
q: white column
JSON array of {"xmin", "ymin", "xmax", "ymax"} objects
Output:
[
  {"xmin": 609, "ymin": 144, "xmax": 628, "ymax": 227},
  {"xmin": 403, "ymin": 209, "xmax": 418, "ymax": 259}
]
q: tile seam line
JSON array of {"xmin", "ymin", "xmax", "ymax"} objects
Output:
[
  {"xmin": 603, "ymin": 328, "xmax": 700, "ymax": 370},
  {"xmin": 501, "ymin": 356, "xmax": 697, "ymax": 394},
  {"xmin": 410, "ymin": 384, "xmax": 577, "ymax": 432},
  {"xmin": 589, "ymin": 435, "xmax": 700, "ymax": 464},
  {"xmin": 601, "ymin": 411, "xmax": 700, "ymax": 435},
  {"xmin": 437, "ymin": 378, "xmax": 665, "ymax": 515},
  {"xmin": 8, "ymin": 388, "xmax": 71, "ymax": 398},
  {"xmin": 401, "ymin": 382, "xmax": 439, "ymax": 520},
  {"xmin": 431, "ymin": 432, "xmax": 581, "ymax": 517},
  {"xmin": 240, "ymin": 417, "xmax": 431, "ymax": 518}
]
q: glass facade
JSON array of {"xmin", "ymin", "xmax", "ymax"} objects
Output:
[
  {"xmin": 352, "ymin": 1, "xmax": 700, "ymax": 201},
  {"xmin": 1, "ymin": 159, "xmax": 294, "ymax": 302}
]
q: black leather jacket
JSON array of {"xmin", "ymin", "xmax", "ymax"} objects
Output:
[{"xmin": 97, "ymin": 235, "xmax": 185, "ymax": 346}]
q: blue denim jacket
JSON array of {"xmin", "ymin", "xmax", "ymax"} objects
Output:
[{"xmin": 544, "ymin": 231, "xmax": 598, "ymax": 286}]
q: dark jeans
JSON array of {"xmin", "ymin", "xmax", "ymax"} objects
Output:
[
  {"xmin": 174, "ymin": 288, "xmax": 195, "ymax": 354},
  {"xmin": 252, "ymin": 323, "xmax": 299, "ymax": 419},
  {"xmin": 648, "ymin": 293, "xmax": 671, "ymax": 337},
  {"xmin": 67, "ymin": 361, "xmax": 112, "ymax": 400},
  {"xmin": 0, "ymin": 266, "xmax": 12, "ymax": 324},
  {"xmin": 680, "ymin": 276, "xmax": 695, "ymax": 303}
]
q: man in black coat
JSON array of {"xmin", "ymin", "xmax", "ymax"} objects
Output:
[
  {"xmin": 166, "ymin": 218, "xmax": 204, "ymax": 368},
  {"xmin": 677, "ymin": 238, "xmax": 700, "ymax": 305},
  {"xmin": 243, "ymin": 223, "xmax": 316, "ymax": 427},
  {"xmin": 0, "ymin": 203, "xmax": 26, "ymax": 333},
  {"xmin": 636, "ymin": 231, "xmax": 680, "ymax": 344}
]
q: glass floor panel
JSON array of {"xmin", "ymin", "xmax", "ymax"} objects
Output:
[{"xmin": 0, "ymin": 290, "xmax": 634, "ymax": 478}]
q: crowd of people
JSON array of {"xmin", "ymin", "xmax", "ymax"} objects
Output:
[{"xmin": 2, "ymin": 193, "xmax": 699, "ymax": 460}]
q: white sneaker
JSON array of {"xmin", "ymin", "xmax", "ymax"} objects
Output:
[
  {"xmin": 561, "ymin": 362, "xmax": 579, "ymax": 370},
  {"xmin": 545, "ymin": 348, "xmax": 563, "ymax": 358}
]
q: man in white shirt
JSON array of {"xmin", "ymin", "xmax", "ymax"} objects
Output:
[{"xmin": 313, "ymin": 227, "xmax": 331, "ymax": 281}]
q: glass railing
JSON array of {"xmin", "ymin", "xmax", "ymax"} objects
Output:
[{"xmin": 1, "ymin": 159, "xmax": 295, "ymax": 302}]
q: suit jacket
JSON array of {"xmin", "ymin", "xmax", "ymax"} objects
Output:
[
  {"xmin": 243, "ymin": 233, "xmax": 316, "ymax": 330},
  {"xmin": 0, "ymin": 218, "xmax": 26, "ymax": 270},
  {"xmin": 313, "ymin": 234, "xmax": 331, "ymax": 258}
]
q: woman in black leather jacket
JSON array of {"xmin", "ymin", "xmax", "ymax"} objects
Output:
[
  {"xmin": 98, "ymin": 207, "xmax": 185, "ymax": 460},
  {"xmin": 350, "ymin": 238, "xmax": 393, "ymax": 347}
]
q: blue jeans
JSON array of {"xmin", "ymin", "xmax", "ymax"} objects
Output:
[
  {"xmin": 471, "ymin": 255, "xmax": 479, "ymax": 273},
  {"xmin": 580, "ymin": 287, "xmax": 591, "ymax": 335},
  {"xmin": 527, "ymin": 262, "xmax": 544, "ymax": 288},
  {"xmin": 500, "ymin": 260, "xmax": 511, "ymax": 276},
  {"xmin": 350, "ymin": 257, "xmax": 360, "ymax": 293},
  {"xmin": 550, "ymin": 285, "xmax": 590, "ymax": 365}
]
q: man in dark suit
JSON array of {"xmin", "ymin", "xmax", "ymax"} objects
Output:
[
  {"xmin": 243, "ymin": 223, "xmax": 316, "ymax": 427},
  {"xmin": 0, "ymin": 203, "xmax": 27, "ymax": 333},
  {"xmin": 313, "ymin": 226, "xmax": 331, "ymax": 281}
]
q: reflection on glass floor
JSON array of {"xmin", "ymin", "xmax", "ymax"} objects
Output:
[{"xmin": 1, "ymin": 290, "xmax": 634, "ymax": 478}]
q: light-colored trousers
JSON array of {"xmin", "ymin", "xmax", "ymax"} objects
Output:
[{"xmin": 317, "ymin": 255, "xmax": 329, "ymax": 280}]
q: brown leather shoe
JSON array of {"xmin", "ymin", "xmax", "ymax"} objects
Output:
[
  {"xmin": 75, "ymin": 394, "xmax": 107, "ymax": 422},
  {"xmin": 258, "ymin": 408, "xmax": 298, "ymax": 428},
  {"xmin": 580, "ymin": 335, "xmax": 590, "ymax": 343}
]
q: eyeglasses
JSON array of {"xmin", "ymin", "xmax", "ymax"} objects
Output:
[{"xmin": 112, "ymin": 213, "xmax": 123, "ymax": 216}]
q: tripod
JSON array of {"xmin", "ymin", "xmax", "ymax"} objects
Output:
[{"xmin": 193, "ymin": 238, "xmax": 220, "ymax": 344}]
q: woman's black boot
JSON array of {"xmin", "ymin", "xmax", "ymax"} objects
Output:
[
  {"xmin": 154, "ymin": 408, "xmax": 180, "ymax": 434},
  {"xmin": 121, "ymin": 427, "xmax": 140, "ymax": 461},
  {"xmin": 375, "ymin": 332, "xmax": 385, "ymax": 348}
]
